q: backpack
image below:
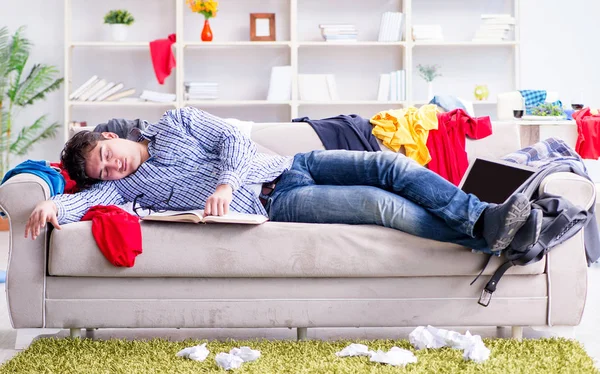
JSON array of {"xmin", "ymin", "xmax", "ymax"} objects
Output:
[{"xmin": 476, "ymin": 192, "xmax": 590, "ymax": 307}]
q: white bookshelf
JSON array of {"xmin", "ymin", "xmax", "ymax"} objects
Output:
[{"xmin": 63, "ymin": 0, "xmax": 520, "ymax": 141}]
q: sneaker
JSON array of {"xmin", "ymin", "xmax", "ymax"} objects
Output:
[
  {"xmin": 505, "ymin": 208, "xmax": 543, "ymax": 261},
  {"xmin": 482, "ymin": 193, "xmax": 531, "ymax": 252}
]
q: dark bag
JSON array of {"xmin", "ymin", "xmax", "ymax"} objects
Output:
[{"xmin": 477, "ymin": 192, "xmax": 589, "ymax": 307}]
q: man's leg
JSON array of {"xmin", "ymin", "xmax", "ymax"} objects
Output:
[
  {"xmin": 269, "ymin": 184, "xmax": 488, "ymax": 250},
  {"xmin": 287, "ymin": 150, "xmax": 530, "ymax": 250}
]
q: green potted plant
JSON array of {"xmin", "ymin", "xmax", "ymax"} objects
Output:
[
  {"xmin": 531, "ymin": 103, "xmax": 565, "ymax": 118},
  {"xmin": 417, "ymin": 64, "xmax": 442, "ymax": 100},
  {"xmin": 103, "ymin": 9, "xmax": 135, "ymax": 42},
  {"xmin": 0, "ymin": 26, "xmax": 63, "ymax": 177}
]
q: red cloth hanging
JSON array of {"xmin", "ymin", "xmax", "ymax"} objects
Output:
[
  {"xmin": 149, "ymin": 33, "xmax": 177, "ymax": 85},
  {"xmin": 574, "ymin": 108, "xmax": 600, "ymax": 159},
  {"xmin": 81, "ymin": 206, "xmax": 143, "ymax": 268},
  {"xmin": 426, "ymin": 109, "xmax": 493, "ymax": 185}
]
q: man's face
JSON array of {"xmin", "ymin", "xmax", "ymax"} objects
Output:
[{"xmin": 84, "ymin": 132, "xmax": 143, "ymax": 181}]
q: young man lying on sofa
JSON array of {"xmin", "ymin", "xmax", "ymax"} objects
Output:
[{"xmin": 24, "ymin": 107, "xmax": 540, "ymax": 255}]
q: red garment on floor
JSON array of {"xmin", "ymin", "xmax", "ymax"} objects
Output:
[
  {"xmin": 50, "ymin": 162, "xmax": 79, "ymax": 194},
  {"xmin": 574, "ymin": 108, "xmax": 600, "ymax": 159},
  {"xmin": 81, "ymin": 206, "xmax": 143, "ymax": 267},
  {"xmin": 426, "ymin": 109, "xmax": 493, "ymax": 185},
  {"xmin": 149, "ymin": 33, "xmax": 176, "ymax": 84}
]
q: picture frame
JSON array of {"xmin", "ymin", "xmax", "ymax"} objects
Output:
[{"xmin": 250, "ymin": 13, "xmax": 276, "ymax": 41}]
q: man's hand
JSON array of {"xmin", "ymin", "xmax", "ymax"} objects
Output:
[
  {"xmin": 25, "ymin": 200, "xmax": 61, "ymax": 240},
  {"xmin": 204, "ymin": 184, "xmax": 233, "ymax": 217}
]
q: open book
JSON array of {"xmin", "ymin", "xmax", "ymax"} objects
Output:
[{"xmin": 141, "ymin": 210, "xmax": 268, "ymax": 225}]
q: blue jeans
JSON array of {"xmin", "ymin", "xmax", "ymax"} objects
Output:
[{"xmin": 267, "ymin": 150, "xmax": 490, "ymax": 251}]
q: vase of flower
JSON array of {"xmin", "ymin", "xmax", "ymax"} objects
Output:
[
  {"xmin": 186, "ymin": 0, "xmax": 219, "ymax": 42},
  {"xmin": 417, "ymin": 64, "xmax": 442, "ymax": 101},
  {"xmin": 201, "ymin": 19, "xmax": 213, "ymax": 42}
]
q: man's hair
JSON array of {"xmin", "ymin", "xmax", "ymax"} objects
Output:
[{"xmin": 61, "ymin": 131, "xmax": 107, "ymax": 189}]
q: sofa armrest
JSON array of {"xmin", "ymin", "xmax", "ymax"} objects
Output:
[
  {"xmin": 0, "ymin": 174, "xmax": 51, "ymax": 328},
  {"xmin": 539, "ymin": 172, "xmax": 594, "ymax": 325}
]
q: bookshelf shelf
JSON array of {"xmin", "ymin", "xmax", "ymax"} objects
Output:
[
  {"xmin": 68, "ymin": 101, "xmax": 177, "ymax": 107},
  {"xmin": 184, "ymin": 100, "xmax": 292, "ymax": 106},
  {"xmin": 63, "ymin": 0, "xmax": 520, "ymax": 135},
  {"xmin": 184, "ymin": 41, "xmax": 291, "ymax": 48},
  {"xmin": 298, "ymin": 42, "xmax": 406, "ymax": 47},
  {"xmin": 69, "ymin": 42, "xmax": 152, "ymax": 47},
  {"xmin": 412, "ymin": 41, "xmax": 518, "ymax": 47},
  {"xmin": 299, "ymin": 101, "xmax": 406, "ymax": 106}
]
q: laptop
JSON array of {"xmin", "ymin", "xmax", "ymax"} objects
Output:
[{"xmin": 459, "ymin": 158, "xmax": 536, "ymax": 204}]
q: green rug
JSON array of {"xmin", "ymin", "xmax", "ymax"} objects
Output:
[{"xmin": 1, "ymin": 337, "xmax": 598, "ymax": 373}]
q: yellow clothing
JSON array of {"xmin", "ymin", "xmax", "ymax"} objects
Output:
[{"xmin": 369, "ymin": 105, "xmax": 439, "ymax": 165}]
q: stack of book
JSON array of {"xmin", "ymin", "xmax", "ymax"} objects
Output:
[
  {"xmin": 140, "ymin": 90, "xmax": 176, "ymax": 103},
  {"xmin": 185, "ymin": 82, "xmax": 219, "ymax": 100},
  {"xmin": 377, "ymin": 12, "xmax": 404, "ymax": 42},
  {"xmin": 377, "ymin": 70, "xmax": 406, "ymax": 102},
  {"xmin": 412, "ymin": 25, "xmax": 444, "ymax": 42},
  {"xmin": 319, "ymin": 24, "xmax": 358, "ymax": 42},
  {"xmin": 473, "ymin": 14, "xmax": 515, "ymax": 42},
  {"xmin": 69, "ymin": 75, "xmax": 135, "ymax": 102}
]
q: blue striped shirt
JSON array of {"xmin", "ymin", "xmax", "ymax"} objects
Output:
[{"xmin": 52, "ymin": 107, "xmax": 294, "ymax": 224}]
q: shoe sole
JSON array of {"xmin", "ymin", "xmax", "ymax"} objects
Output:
[
  {"xmin": 490, "ymin": 196, "xmax": 531, "ymax": 252},
  {"xmin": 508, "ymin": 209, "xmax": 543, "ymax": 254}
]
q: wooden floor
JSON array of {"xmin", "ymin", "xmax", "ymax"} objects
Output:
[{"xmin": 0, "ymin": 232, "xmax": 598, "ymax": 368}]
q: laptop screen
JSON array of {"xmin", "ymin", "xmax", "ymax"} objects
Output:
[{"xmin": 459, "ymin": 158, "xmax": 536, "ymax": 204}]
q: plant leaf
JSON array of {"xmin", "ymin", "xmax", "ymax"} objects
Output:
[
  {"xmin": 0, "ymin": 27, "xmax": 12, "ymax": 100},
  {"xmin": 6, "ymin": 26, "xmax": 31, "ymax": 100},
  {"xmin": 11, "ymin": 64, "xmax": 61, "ymax": 106},
  {"xmin": 20, "ymin": 77, "xmax": 63, "ymax": 107},
  {"xmin": 10, "ymin": 115, "xmax": 59, "ymax": 156}
]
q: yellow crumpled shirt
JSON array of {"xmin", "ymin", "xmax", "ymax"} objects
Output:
[{"xmin": 369, "ymin": 105, "xmax": 439, "ymax": 165}]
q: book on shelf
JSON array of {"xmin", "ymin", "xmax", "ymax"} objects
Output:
[
  {"xmin": 78, "ymin": 79, "xmax": 107, "ymax": 101},
  {"xmin": 88, "ymin": 82, "xmax": 116, "ymax": 101},
  {"xmin": 185, "ymin": 82, "xmax": 219, "ymax": 100},
  {"xmin": 141, "ymin": 209, "xmax": 268, "ymax": 225},
  {"xmin": 377, "ymin": 70, "xmax": 405, "ymax": 101},
  {"xmin": 378, "ymin": 12, "xmax": 404, "ymax": 42},
  {"xmin": 105, "ymin": 88, "xmax": 136, "ymax": 101},
  {"xmin": 96, "ymin": 82, "xmax": 124, "ymax": 101},
  {"xmin": 267, "ymin": 65, "xmax": 292, "ymax": 101},
  {"xmin": 69, "ymin": 75, "xmax": 98, "ymax": 100},
  {"xmin": 298, "ymin": 74, "xmax": 338, "ymax": 101},
  {"xmin": 140, "ymin": 90, "xmax": 176, "ymax": 103},
  {"xmin": 473, "ymin": 13, "xmax": 514, "ymax": 41},
  {"xmin": 320, "ymin": 24, "xmax": 358, "ymax": 42}
]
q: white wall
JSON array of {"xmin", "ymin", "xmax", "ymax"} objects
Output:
[
  {"xmin": 2, "ymin": 0, "xmax": 599, "ymax": 164},
  {"xmin": 520, "ymin": 0, "xmax": 600, "ymax": 108},
  {"xmin": 3, "ymin": 0, "xmax": 65, "ymax": 167}
]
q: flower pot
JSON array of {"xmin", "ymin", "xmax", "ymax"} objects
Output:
[
  {"xmin": 201, "ymin": 19, "xmax": 213, "ymax": 42},
  {"xmin": 427, "ymin": 82, "xmax": 434, "ymax": 101},
  {"xmin": 111, "ymin": 24, "xmax": 129, "ymax": 42}
]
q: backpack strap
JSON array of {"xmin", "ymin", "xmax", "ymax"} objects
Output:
[{"xmin": 479, "ymin": 204, "xmax": 587, "ymax": 307}]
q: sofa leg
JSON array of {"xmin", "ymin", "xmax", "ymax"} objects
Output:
[
  {"xmin": 511, "ymin": 326, "xmax": 523, "ymax": 341},
  {"xmin": 297, "ymin": 327, "xmax": 307, "ymax": 341},
  {"xmin": 85, "ymin": 328, "xmax": 96, "ymax": 340},
  {"xmin": 69, "ymin": 328, "xmax": 81, "ymax": 339}
]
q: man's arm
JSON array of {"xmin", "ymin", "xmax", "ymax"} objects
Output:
[
  {"xmin": 25, "ymin": 181, "xmax": 125, "ymax": 239},
  {"xmin": 161, "ymin": 107, "xmax": 257, "ymax": 191}
]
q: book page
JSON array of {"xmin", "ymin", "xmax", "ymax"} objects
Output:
[{"xmin": 142, "ymin": 210, "xmax": 267, "ymax": 225}]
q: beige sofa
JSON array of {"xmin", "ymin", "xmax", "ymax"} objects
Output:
[{"xmin": 1, "ymin": 121, "xmax": 594, "ymax": 342}]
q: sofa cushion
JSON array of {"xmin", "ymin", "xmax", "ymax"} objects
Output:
[{"xmin": 48, "ymin": 221, "xmax": 544, "ymax": 277}]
